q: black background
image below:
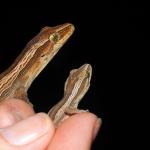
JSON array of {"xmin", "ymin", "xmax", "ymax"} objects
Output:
[{"xmin": 0, "ymin": 1, "xmax": 145, "ymax": 149}]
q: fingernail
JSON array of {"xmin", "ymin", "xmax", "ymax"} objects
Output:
[
  {"xmin": 0, "ymin": 113, "xmax": 52, "ymax": 146},
  {"xmin": 92, "ymin": 118, "xmax": 102, "ymax": 140}
]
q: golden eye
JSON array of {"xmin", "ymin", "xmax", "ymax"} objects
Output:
[{"xmin": 49, "ymin": 33, "xmax": 60, "ymax": 43}]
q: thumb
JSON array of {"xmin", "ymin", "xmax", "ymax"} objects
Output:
[{"xmin": 0, "ymin": 113, "xmax": 55, "ymax": 149}]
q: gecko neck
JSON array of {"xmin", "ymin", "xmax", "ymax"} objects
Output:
[{"xmin": 0, "ymin": 40, "xmax": 48, "ymax": 99}]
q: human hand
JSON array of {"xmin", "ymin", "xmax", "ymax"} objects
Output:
[{"xmin": 0, "ymin": 99, "xmax": 101, "ymax": 150}]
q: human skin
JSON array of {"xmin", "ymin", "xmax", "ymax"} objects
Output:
[{"xmin": 0, "ymin": 99, "xmax": 101, "ymax": 150}]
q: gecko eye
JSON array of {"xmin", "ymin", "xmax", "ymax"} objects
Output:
[{"xmin": 49, "ymin": 33, "xmax": 60, "ymax": 43}]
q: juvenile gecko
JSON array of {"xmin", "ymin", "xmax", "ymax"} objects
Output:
[
  {"xmin": 48, "ymin": 63, "xmax": 92, "ymax": 126},
  {"xmin": 0, "ymin": 23, "xmax": 92, "ymax": 126}
]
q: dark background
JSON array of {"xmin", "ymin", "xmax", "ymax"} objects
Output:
[{"xmin": 0, "ymin": 1, "xmax": 144, "ymax": 149}]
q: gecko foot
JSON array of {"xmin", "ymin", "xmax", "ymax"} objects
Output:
[{"xmin": 65, "ymin": 108, "xmax": 89, "ymax": 116}]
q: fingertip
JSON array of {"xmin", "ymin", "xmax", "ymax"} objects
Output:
[
  {"xmin": 69, "ymin": 112, "xmax": 102, "ymax": 141},
  {"xmin": 48, "ymin": 112, "xmax": 101, "ymax": 150},
  {"xmin": 92, "ymin": 117, "xmax": 102, "ymax": 140}
]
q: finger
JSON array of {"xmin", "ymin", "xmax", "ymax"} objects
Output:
[
  {"xmin": 0, "ymin": 98, "xmax": 35, "ymax": 128},
  {"xmin": 0, "ymin": 113, "xmax": 55, "ymax": 150},
  {"xmin": 47, "ymin": 112, "xmax": 101, "ymax": 150}
]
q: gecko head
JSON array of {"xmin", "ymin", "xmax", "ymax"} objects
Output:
[
  {"xmin": 72, "ymin": 64, "xmax": 92, "ymax": 82},
  {"xmin": 64, "ymin": 64, "xmax": 92, "ymax": 93},
  {"xmin": 40, "ymin": 23, "xmax": 75, "ymax": 52},
  {"xmin": 24, "ymin": 23, "xmax": 75, "ymax": 67},
  {"xmin": 49, "ymin": 23, "xmax": 75, "ymax": 44},
  {"xmin": 76, "ymin": 64, "xmax": 92, "ymax": 84},
  {"xmin": 25, "ymin": 23, "xmax": 74, "ymax": 57}
]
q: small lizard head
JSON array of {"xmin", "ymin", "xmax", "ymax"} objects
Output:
[
  {"xmin": 49, "ymin": 23, "xmax": 75, "ymax": 44},
  {"xmin": 36, "ymin": 23, "xmax": 75, "ymax": 63},
  {"xmin": 25, "ymin": 23, "xmax": 75, "ymax": 61},
  {"xmin": 40, "ymin": 23, "xmax": 75, "ymax": 52},
  {"xmin": 64, "ymin": 64, "xmax": 92, "ymax": 99},
  {"xmin": 70, "ymin": 64, "xmax": 92, "ymax": 83}
]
